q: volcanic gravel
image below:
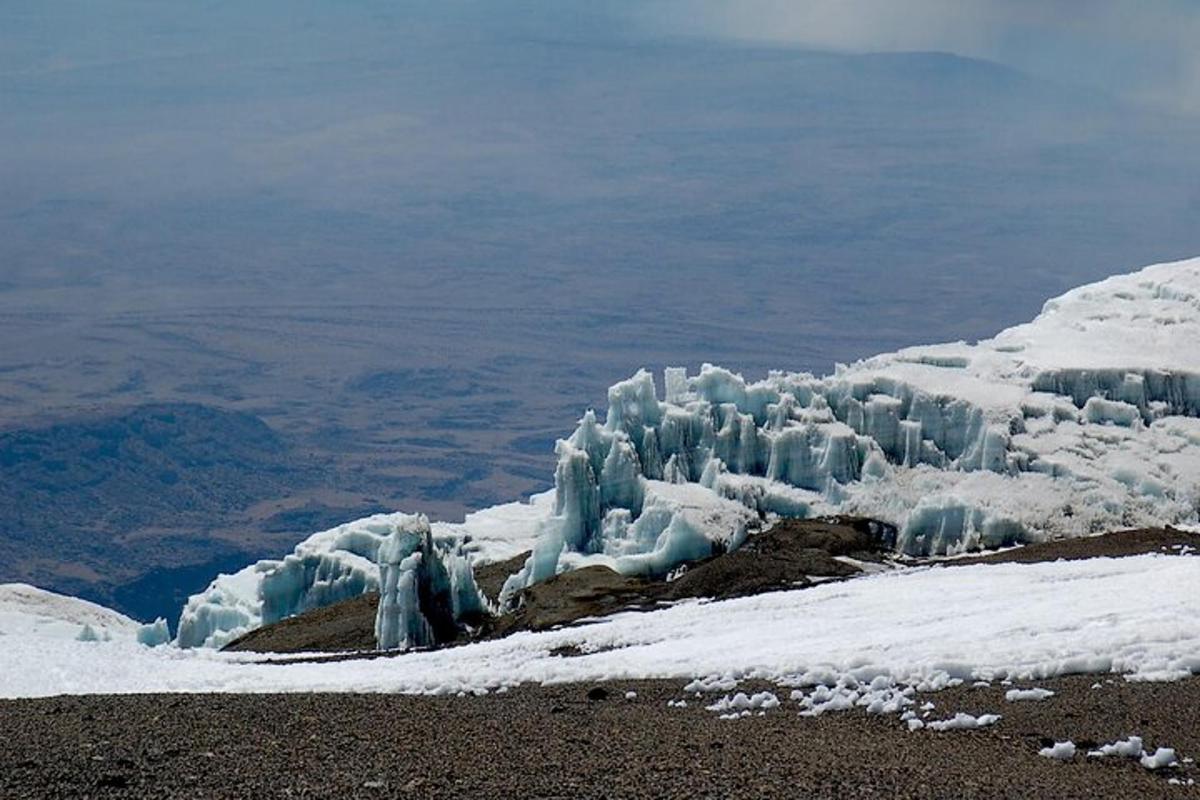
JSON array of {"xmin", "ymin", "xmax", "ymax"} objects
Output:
[
  {"xmin": 945, "ymin": 526, "xmax": 1199, "ymax": 566},
  {"xmin": 2, "ymin": 674, "xmax": 1197, "ymax": 799}
]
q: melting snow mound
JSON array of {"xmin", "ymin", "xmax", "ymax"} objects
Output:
[{"xmin": 0, "ymin": 583, "xmax": 167, "ymax": 645}]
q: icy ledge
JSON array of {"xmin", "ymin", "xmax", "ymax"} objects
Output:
[{"xmin": 177, "ymin": 256, "xmax": 1200, "ymax": 648}]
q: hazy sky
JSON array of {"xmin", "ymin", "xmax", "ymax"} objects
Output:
[
  {"xmin": 634, "ymin": 0, "xmax": 1200, "ymax": 113},
  {"xmin": 624, "ymin": 0, "xmax": 1195, "ymax": 110},
  {"xmin": 4, "ymin": 2, "xmax": 1197, "ymax": 112},
  {"xmin": 3, "ymin": 0, "xmax": 1199, "ymax": 329}
]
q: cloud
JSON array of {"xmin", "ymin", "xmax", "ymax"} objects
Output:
[{"xmin": 631, "ymin": 0, "xmax": 1200, "ymax": 113}]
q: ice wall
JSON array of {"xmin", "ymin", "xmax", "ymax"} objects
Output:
[
  {"xmin": 374, "ymin": 514, "xmax": 487, "ymax": 651},
  {"xmin": 176, "ymin": 514, "xmax": 401, "ymax": 648},
  {"xmin": 505, "ymin": 257, "xmax": 1200, "ymax": 592},
  {"xmin": 174, "ymin": 497, "xmax": 550, "ymax": 649}
]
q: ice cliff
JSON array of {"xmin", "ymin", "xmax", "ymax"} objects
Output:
[{"xmin": 177, "ymin": 256, "xmax": 1200, "ymax": 649}]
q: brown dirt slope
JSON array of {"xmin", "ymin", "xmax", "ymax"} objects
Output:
[
  {"xmin": 947, "ymin": 527, "xmax": 1198, "ymax": 566},
  {"xmin": 224, "ymin": 592, "xmax": 380, "ymax": 654}
]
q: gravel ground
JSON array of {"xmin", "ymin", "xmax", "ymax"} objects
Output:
[
  {"xmin": 945, "ymin": 527, "xmax": 1199, "ymax": 566},
  {"xmin": 2, "ymin": 674, "xmax": 1197, "ymax": 799}
]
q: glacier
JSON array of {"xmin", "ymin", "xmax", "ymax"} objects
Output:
[
  {"xmin": 176, "ymin": 256, "xmax": 1200, "ymax": 649},
  {"xmin": 177, "ymin": 496, "xmax": 551, "ymax": 648}
]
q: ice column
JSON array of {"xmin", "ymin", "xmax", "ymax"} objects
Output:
[{"xmin": 375, "ymin": 515, "xmax": 487, "ymax": 651}]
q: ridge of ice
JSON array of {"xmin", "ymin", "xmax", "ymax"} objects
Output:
[
  {"xmin": 374, "ymin": 514, "xmax": 487, "ymax": 651},
  {"xmin": 507, "ymin": 255, "xmax": 1200, "ymax": 590},
  {"xmin": 176, "ymin": 496, "xmax": 551, "ymax": 649}
]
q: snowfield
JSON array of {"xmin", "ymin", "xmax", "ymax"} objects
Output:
[
  {"xmin": 0, "ymin": 583, "xmax": 168, "ymax": 646},
  {"xmin": 0, "ymin": 583, "xmax": 143, "ymax": 642},
  {"xmin": 3, "ymin": 554, "xmax": 1197, "ymax": 698}
]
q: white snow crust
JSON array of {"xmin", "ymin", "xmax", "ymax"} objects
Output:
[
  {"xmin": 5, "ymin": 554, "xmax": 1198, "ymax": 698},
  {"xmin": 1038, "ymin": 741, "xmax": 1077, "ymax": 760}
]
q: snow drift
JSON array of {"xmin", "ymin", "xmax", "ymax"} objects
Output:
[{"xmin": 0, "ymin": 583, "xmax": 169, "ymax": 646}]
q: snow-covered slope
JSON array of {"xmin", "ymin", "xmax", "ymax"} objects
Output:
[
  {"xmin": 177, "ymin": 257, "xmax": 1200, "ymax": 648},
  {"xmin": 0, "ymin": 583, "xmax": 167, "ymax": 645},
  {"xmin": 6, "ymin": 553, "xmax": 1199, "ymax": 698}
]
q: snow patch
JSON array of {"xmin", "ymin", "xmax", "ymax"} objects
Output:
[
  {"xmin": 1142, "ymin": 748, "xmax": 1180, "ymax": 770},
  {"xmin": 927, "ymin": 713, "xmax": 1001, "ymax": 732},
  {"xmin": 0, "ymin": 583, "xmax": 166, "ymax": 646},
  {"xmin": 706, "ymin": 691, "xmax": 780, "ymax": 713},
  {"xmin": 1088, "ymin": 736, "xmax": 1146, "ymax": 759},
  {"xmin": 1005, "ymin": 687, "xmax": 1055, "ymax": 702},
  {"xmin": 1039, "ymin": 741, "xmax": 1077, "ymax": 760}
]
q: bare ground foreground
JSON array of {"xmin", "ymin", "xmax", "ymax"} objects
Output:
[{"xmin": 0, "ymin": 674, "xmax": 1197, "ymax": 799}]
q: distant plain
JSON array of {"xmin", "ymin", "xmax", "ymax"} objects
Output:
[{"xmin": 4, "ymin": 2, "xmax": 1200, "ymax": 622}]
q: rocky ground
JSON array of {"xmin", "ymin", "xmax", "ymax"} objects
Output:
[
  {"xmin": 1, "ymin": 674, "xmax": 1197, "ymax": 799},
  {"xmin": 946, "ymin": 527, "xmax": 1199, "ymax": 565}
]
